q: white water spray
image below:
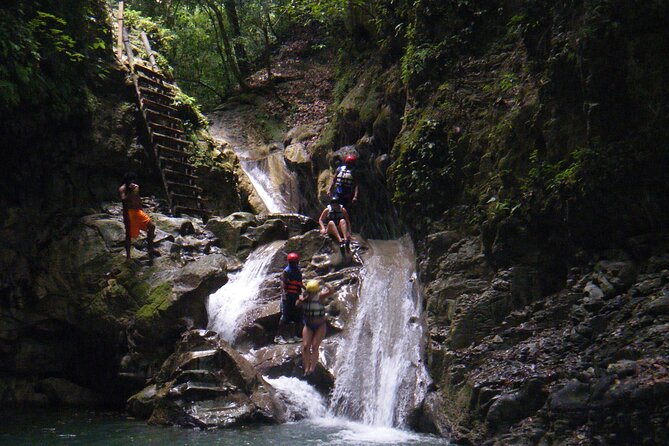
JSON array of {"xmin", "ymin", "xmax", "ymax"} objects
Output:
[
  {"xmin": 329, "ymin": 237, "xmax": 430, "ymax": 427},
  {"xmin": 264, "ymin": 376, "xmax": 328, "ymax": 420},
  {"xmin": 206, "ymin": 241, "xmax": 284, "ymax": 343},
  {"xmin": 240, "ymin": 151, "xmax": 299, "ymax": 214}
]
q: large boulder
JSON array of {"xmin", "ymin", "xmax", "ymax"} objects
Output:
[
  {"xmin": 205, "ymin": 212, "xmax": 258, "ymax": 253},
  {"xmin": 128, "ymin": 329, "xmax": 286, "ymax": 428},
  {"xmin": 284, "ymin": 142, "xmax": 311, "ymax": 165},
  {"xmin": 257, "ymin": 214, "xmax": 318, "ymax": 238}
]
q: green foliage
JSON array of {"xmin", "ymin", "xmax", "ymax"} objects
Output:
[
  {"xmin": 172, "ymin": 89, "xmax": 209, "ymax": 130},
  {"xmin": 390, "ymin": 112, "xmax": 463, "ymax": 226},
  {"xmin": 400, "ymin": 22, "xmax": 449, "ymax": 86},
  {"xmin": 524, "ymin": 148, "xmax": 581, "ymax": 196},
  {"xmin": 0, "ymin": 1, "xmax": 111, "ymax": 119}
]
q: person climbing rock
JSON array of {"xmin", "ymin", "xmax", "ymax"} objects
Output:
[
  {"xmin": 297, "ymin": 279, "xmax": 334, "ymax": 376},
  {"xmin": 318, "ymin": 197, "xmax": 352, "ymax": 253},
  {"xmin": 329, "ymin": 154, "xmax": 359, "ymax": 215},
  {"xmin": 119, "ymin": 172, "xmax": 159, "ymax": 260},
  {"xmin": 275, "ymin": 252, "xmax": 304, "ymax": 344}
]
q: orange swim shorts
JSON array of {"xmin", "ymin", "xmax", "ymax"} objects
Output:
[{"xmin": 126, "ymin": 209, "xmax": 151, "ymax": 239}]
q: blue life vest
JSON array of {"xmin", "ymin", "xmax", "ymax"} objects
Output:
[
  {"xmin": 283, "ymin": 265, "xmax": 302, "ymax": 296},
  {"xmin": 334, "ymin": 165, "xmax": 355, "ymax": 197}
]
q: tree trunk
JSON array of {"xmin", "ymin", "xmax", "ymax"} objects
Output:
[
  {"xmin": 223, "ymin": 0, "xmax": 248, "ymax": 75},
  {"xmin": 200, "ymin": 0, "xmax": 247, "ymax": 90}
]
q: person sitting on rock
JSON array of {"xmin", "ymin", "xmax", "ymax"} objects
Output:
[
  {"xmin": 297, "ymin": 279, "xmax": 333, "ymax": 376},
  {"xmin": 318, "ymin": 197, "xmax": 352, "ymax": 253},
  {"xmin": 275, "ymin": 252, "xmax": 304, "ymax": 344},
  {"xmin": 119, "ymin": 172, "xmax": 159, "ymax": 260},
  {"xmin": 329, "ymin": 154, "xmax": 359, "ymax": 215}
]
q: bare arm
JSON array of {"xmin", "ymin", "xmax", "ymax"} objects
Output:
[
  {"xmin": 329, "ymin": 169, "xmax": 337, "ymax": 195},
  {"xmin": 318, "ymin": 208, "xmax": 329, "ymax": 232},
  {"xmin": 281, "ymin": 270, "xmax": 288, "ymax": 290},
  {"xmin": 319, "ymin": 284, "xmax": 334, "ymax": 303}
]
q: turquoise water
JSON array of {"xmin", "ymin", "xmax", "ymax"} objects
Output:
[{"xmin": 0, "ymin": 409, "xmax": 449, "ymax": 445}]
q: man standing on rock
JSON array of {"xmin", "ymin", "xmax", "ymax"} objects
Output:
[
  {"xmin": 276, "ymin": 252, "xmax": 304, "ymax": 344},
  {"xmin": 119, "ymin": 172, "xmax": 159, "ymax": 260}
]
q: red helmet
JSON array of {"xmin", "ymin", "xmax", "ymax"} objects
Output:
[
  {"xmin": 344, "ymin": 154, "xmax": 357, "ymax": 165},
  {"xmin": 287, "ymin": 252, "xmax": 299, "ymax": 263}
]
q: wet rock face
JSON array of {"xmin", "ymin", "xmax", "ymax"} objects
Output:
[
  {"xmin": 421, "ymin": 232, "xmax": 669, "ymax": 444},
  {"xmin": 128, "ymin": 329, "xmax": 286, "ymax": 428},
  {"xmin": 0, "ymin": 204, "xmax": 236, "ymax": 406}
]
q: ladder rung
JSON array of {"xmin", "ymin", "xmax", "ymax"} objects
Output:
[
  {"xmin": 145, "ymin": 109, "xmax": 182, "ymax": 125},
  {"xmin": 139, "ymin": 87, "xmax": 175, "ymax": 104},
  {"xmin": 171, "ymin": 192, "xmax": 200, "ymax": 201},
  {"xmin": 153, "ymin": 132, "xmax": 191, "ymax": 147},
  {"xmin": 150, "ymin": 122, "xmax": 184, "ymax": 136},
  {"xmin": 136, "ymin": 73, "xmax": 173, "ymax": 92},
  {"xmin": 155, "ymin": 144, "xmax": 189, "ymax": 159},
  {"xmin": 174, "ymin": 205, "xmax": 209, "ymax": 216},
  {"xmin": 164, "ymin": 169, "xmax": 198, "ymax": 180},
  {"xmin": 160, "ymin": 157, "xmax": 194, "ymax": 169},
  {"xmin": 141, "ymin": 98, "xmax": 178, "ymax": 115},
  {"xmin": 167, "ymin": 181, "xmax": 202, "ymax": 193},
  {"xmin": 134, "ymin": 63, "xmax": 165, "ymax": 80}
]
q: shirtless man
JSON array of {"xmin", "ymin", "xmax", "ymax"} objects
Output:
[{"xmin": 119, "ymin": 172, "xmax": 158, "ymax": 259}]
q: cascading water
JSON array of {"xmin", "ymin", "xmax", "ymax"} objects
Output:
[
  {"xmin": 329, "ymin": 236, "xmax": 430, "ymax": 427},
  {"xmin": 240, "ymin": 151, "xmax": 299, "ymax": 214},
  {"xmin": 206, "ymin": 241, "xmax": 284, "ymax": 343},
  {"xmin": 264, "ymin": 376, "xmax": 328, "ymax": 420},
  {"xmin": 206, "ymin": 111, "xmax": 300, "ymax": 214}
]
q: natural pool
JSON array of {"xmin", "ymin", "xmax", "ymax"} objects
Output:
[{"xmin": 0, "ymin": 408, "xmax": 449, "ymax": 445}]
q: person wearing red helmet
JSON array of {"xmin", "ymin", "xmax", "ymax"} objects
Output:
[
  {"xmin": 329, "ymin": 153, "xmax": 359, "ymax": 215},
  {"xmin": 276, "ymin": 252, "xmax": 304, "ymax": 343}
]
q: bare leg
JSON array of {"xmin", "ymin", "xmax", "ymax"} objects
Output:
[
  {"xmin": 123, "ymin": 211, "xmax": 131, "ymax": 260},
  {"xmin": 147, "ymin": 221, "xmax": 159, "ymax": 256},
  {"xmin": 338, "ymin": 219, "xmax": 349, "ymax": 242},
  {"xmin": 326, "ymin": 221, "xmax": 343, "ymax": 243},
  {"xmin": 308, "ymin": 323, "xmax": 327, "ymax": 373},
  {"xmin": 125, "ymin": 236, "xmax": 131, "ymax": 260},
  {"xmin": 302, "ymin": 325, "xmax": 314, "ymax": 374}
]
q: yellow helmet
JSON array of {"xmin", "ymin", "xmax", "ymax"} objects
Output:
[{"xmin": 305, "ymin": 280, "xmax": 321, "ymax": 293}]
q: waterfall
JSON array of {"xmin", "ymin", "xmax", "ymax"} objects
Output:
[
  {"xmin": 329, "ymin": 236, "xmax": 430, "ymax": 427},
  {"xmin": 264, "ymin": 376, "xmax": 328, "ymax": 420},
  {"xmin": 240, "ymin": 151, "xmax": 299, "ymax": 214},
  {"xmin": 206, "ymin": 241, "xmax": 284, "ymax": 343}
]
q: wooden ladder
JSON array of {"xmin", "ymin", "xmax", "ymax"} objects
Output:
[{"xmin": 116, "ymin": 2, "xmax": 209, "ymax": 221}]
